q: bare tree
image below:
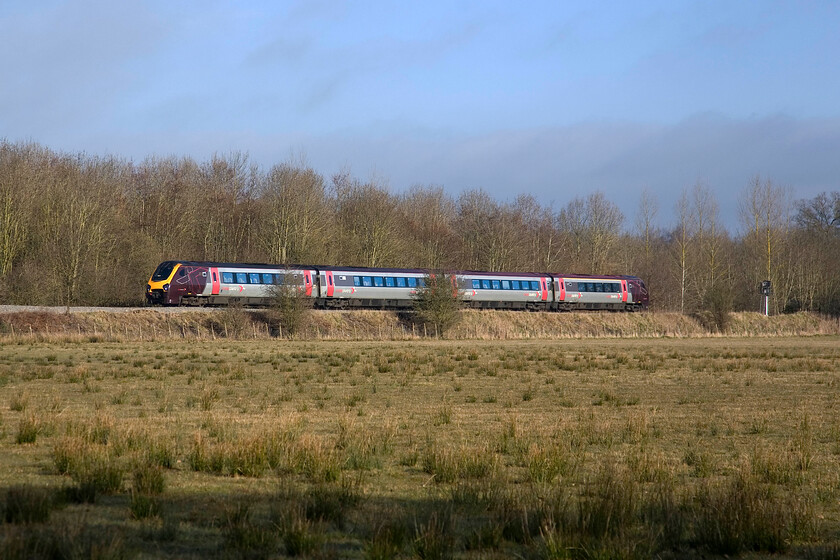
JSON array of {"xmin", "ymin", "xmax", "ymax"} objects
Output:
[
  {"xmin": 0, "ymin": 143, "xmax": 36, "ymax": 286},
  {"xmin": 130, "ymin": 156, "xmax": 203, "ymax": 259},
  {"xmin": 258, "ymin": 160, "xmax": 328, "ymax": 264},
  {"xmin": 334, "ymin": 174, "xmax": 404, "ymax": 267},
  {"xmin": 671, "ymin": 189, "xmax": 693, "ymax": 313},
  {"xmin": 691, "ymin": 183, "xmax": 724, "ymax": 302},
  {"xmin": 39, "ymin": 155, "xmax": 115, "ymax": 306},
  {"xmin": 401, "ymin": 185, "xmax": 458, "ymax": 269},
  {"xmin": 512, "ymin": 194, "xmax": 563, "ymax": 271},
  {"xmin": 455, "ymin": 189, "xmax": 518, "ymax": 271},
  {"xmin": 586, "ymin": 192, "xmax": 623, "ymax": 273},
  {"xmin": 558, "ymin": 192, "xmax": 623, "ymax": 273},
  {"xmin": 795, "ymin": 191, "xmax": 840, "ymax": 236},
  {"xmin": 198, "ymin": 152, "xmax": 259, "ymax": 262},
  {"xmin": 739, "ymin": 176, "xmax": 791, "ymax": 313},
  {"xmin": 635, "ymin": 188, "xmax": 658, "ymax": 262}
]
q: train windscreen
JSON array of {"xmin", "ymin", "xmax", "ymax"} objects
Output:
[{"xmin": 151, "ymin": 261, "xmax": 177, "ymax": 281}]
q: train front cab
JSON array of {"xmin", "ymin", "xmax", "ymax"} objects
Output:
[
  {"xmin": 146, "ymin": 261, "xmax": 211, "ymax": 305},
  {"xmin": 626, "ymin": 276, "xmax": 649, "ymax": 311},
  {"xmin": 146, "ymin": 261, "xmax": 180, "ymax": 305}
]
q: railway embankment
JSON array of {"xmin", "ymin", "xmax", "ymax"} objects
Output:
[{"xmin": 0, "ymin": 308, "xmax": 837, "ymax": 341}]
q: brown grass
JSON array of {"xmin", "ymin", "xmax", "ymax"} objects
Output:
[
  {"xmin": 1, "ymin": 335, "xmax": 839, "ymax": 557},
  {"xmin": 0, "ymin": 309, "xmax": 837, "ymax": 343}
]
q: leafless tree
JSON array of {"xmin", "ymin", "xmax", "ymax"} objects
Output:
[
  {"xmin": 334, "ymin": 173, "xmax": 404, "ymax": 267},
  {"xmin": 739, "ymin": 176, "xmax": 791, "ymax": 313},
  {"xmin": 258, "ymin": 159, "xmax": 328, "ymax": 265},
  {"xmin": 400, "ymin": 185, "xmax": 458, "ymax": 269}
]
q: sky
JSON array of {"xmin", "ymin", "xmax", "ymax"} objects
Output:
[{"xmin": 2, "ymin": 0, "xmax": 839, "ymax": 229}]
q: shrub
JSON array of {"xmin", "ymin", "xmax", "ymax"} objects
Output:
[
  {"xmin": 268, "ymin": 279, "xmax": 313, "ymax": 338},
  {"xmin": 692, "ymin": 470, "xmax": 815, "ymax": 554},
  {"xmin": 132, "ymin": 461, "xmax": 166, "ymax": 495},
  {"xmin": 2, "ymin": 486, "xmax": 56, "ymax": 524},
  {"xmin": 129, "ymin": 492, "xmax": 162, "ymax": 520},
  {"xmin": 696, "ymin": 280, "xmax": 733, "ymax": 333},
  {"xmin": 413, "ymin": 272, "xmax": 461, "ymax": 338},
  {"xmin": 15, "ymin": 416, "xmax": 40, "ymax": 444},
  {"xmin": 221, "ymin": 501, "xmax": 279, "ymax": 557},
  {"xmin": 364, "ymin": 516, "xmax": 409, "ymax": 560},
  {"xmin": 413, "ymin": 509, "xmax": 455, "ymax": 560},
  {"xmin": 66, "ymin": 448, "xmax": 126, "ymax": 503}
]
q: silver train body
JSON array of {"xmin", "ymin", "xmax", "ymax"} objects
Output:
[{"xmin": 147, "ymin": 261, "xmax": 649, "ymax": 311}]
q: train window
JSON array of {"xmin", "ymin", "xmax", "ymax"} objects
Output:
[
  {"xmin": 502, "ymin": 280, "xmax": 510, "ymax": 290},
  {"xmin": 152, "ymin": 261, "xmax": 177, "ymax": 281},
  {"xmin": 595, "ymin": 283, "xmax": 603, "ymax": 292},
  {"xmin": 396, "ymin": 277, "xmax": 406, "ymax": 287},
  {"xmin": 531, "ymin": 281, "xmax": 540, "ymax": 291},
  {"xmin": 472, "ymin": 279, "xmax": 480, "ymax": 289},
  {"xmin": 492, "ymin": 280, "xmax": 501, "ymax": 290},
  {"xmin": 362, "ymin": 276, "xmax": 372, "ymax": 287},
  {"xmin": 178, "ymin": 269, "xmax": 186, "ymax": 277},
  {"xmin": 481, "ymin": 279, "xmax": 491, "ymax": 290},
  {"xmin": 511, "ymin": 280, "xmax": 520, "ymax": 290},
  {"xmin": 353, "ymin": 276, "xmax": 360, "ymax": 286},
  {"xmin": 407, "ymin": 277, "xmax": 417, "ymax": 288},
  {"xmin": 262, "ymin": 273, "xmax": 273, "ymax": 284},
  {"xmin": 385, "ymin": 277, "xmax": 395, "ymax": 287},
  {"xmin": 222, "ymin": 272, "xmax": 234, "ymax": 284},
  {"xmin": 609, "ymin": 283, "xmax": 618, "ymax": 293},
  {"xmin": 275, "ymin": 274, "xmax": 283, "ymax": 285},
  {"xmin": 236, "ymin": 272, "xmax": 248, "ymax": 284},
  {"xmin": 374, "ymin": 277, "xmax": 384, "ymax": 287},
  {"xmin": 248, "ymin": 273, "xmax": 259, "ymax": 284},
  {"xmin": 417, "ymin": 278, "xmax": 426, "ymax": 288}
]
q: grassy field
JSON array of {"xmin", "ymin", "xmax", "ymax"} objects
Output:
[{"xmin": 2, "ymin": 335, "xmax": 840, "ymax": 558}]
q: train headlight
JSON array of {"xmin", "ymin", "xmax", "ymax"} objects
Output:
[
  {"xmin": 163, "ymin": 283, "xmax": 169, "ymax": 292},
  {"xmin": 146, "ymin": 284, "xmax": 151, "ymax": 292}
]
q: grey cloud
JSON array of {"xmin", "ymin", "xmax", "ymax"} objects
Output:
[{"xmin": 293, "ymin": 114, "xmax": 840, "ymax": 230}]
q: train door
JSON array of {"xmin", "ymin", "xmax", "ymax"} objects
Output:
[
  {"xmin": 540, "ymin": 277, "xmax": 548, "ymax": 301},
  {"xmin": 557, "ymin": 277, "xmax": 566, "ymax": 302},
  {"xmin": 210, "ymin": 267, "xmax": 220, "ymax": 295},
  {"xmin": 325, "ymin": 271, "xmax": 335, "ymax": 297},
  {"xmin": 303, "ymin": 270, "xmax": 313, "ymax": 297},
  {"xmin": 621, "ymin": 280, "xmax": 628, "ymax": 303}
]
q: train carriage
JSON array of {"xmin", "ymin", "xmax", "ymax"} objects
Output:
[
  {"xmin": 457, "ymin": 272, "xmax": 552, "ymax": 310},
  {"xmin": 318, "ymin": 267, "xmax": 428, "ymax": 309},
  {"xmin": 552, "ymin": 275, "xmax": 648, "ymax": 311}
]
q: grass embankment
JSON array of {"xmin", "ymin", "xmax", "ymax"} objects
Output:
[
  {"xmin": 2, "ymin": 337, "xmax": 840, "ymax": 558},
  {"xmin": 0, "ymin": 309, "xmax": 838, "ymax": 342}
]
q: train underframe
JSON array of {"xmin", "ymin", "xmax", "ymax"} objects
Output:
[{"xmin": 161, "ymin": 295, "xmax": 642, "ymax": 312}]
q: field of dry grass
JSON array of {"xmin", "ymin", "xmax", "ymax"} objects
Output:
[
  {"xmin": 2, "ymin": 333, "xmax": 840, "ymax": 558},
  {"xmin": 1, "ymin": 309, "xmax": 839, "ymax": 342}
]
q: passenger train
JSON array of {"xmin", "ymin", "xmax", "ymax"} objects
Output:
[{"xmin": 146, "ymin": 261, "xmax": 649, "ymax": 311}]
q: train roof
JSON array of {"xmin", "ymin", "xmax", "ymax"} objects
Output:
[{"xmin": 159, "ymin": 261, "xmax": 643, "ymax": 282}]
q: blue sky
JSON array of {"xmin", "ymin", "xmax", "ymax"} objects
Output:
[{"xmin": 2, "ymin": 0, "xmax": 839, "ymax": 229}]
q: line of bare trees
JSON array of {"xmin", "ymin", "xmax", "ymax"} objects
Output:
[{"xmin": 1, "ymin": 140, "xmax": 838, "ymax": 314}]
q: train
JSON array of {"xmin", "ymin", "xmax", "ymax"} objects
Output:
[{"xmin": 146, "ymin": 261, "xmax": 649, "ymax": 312}]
